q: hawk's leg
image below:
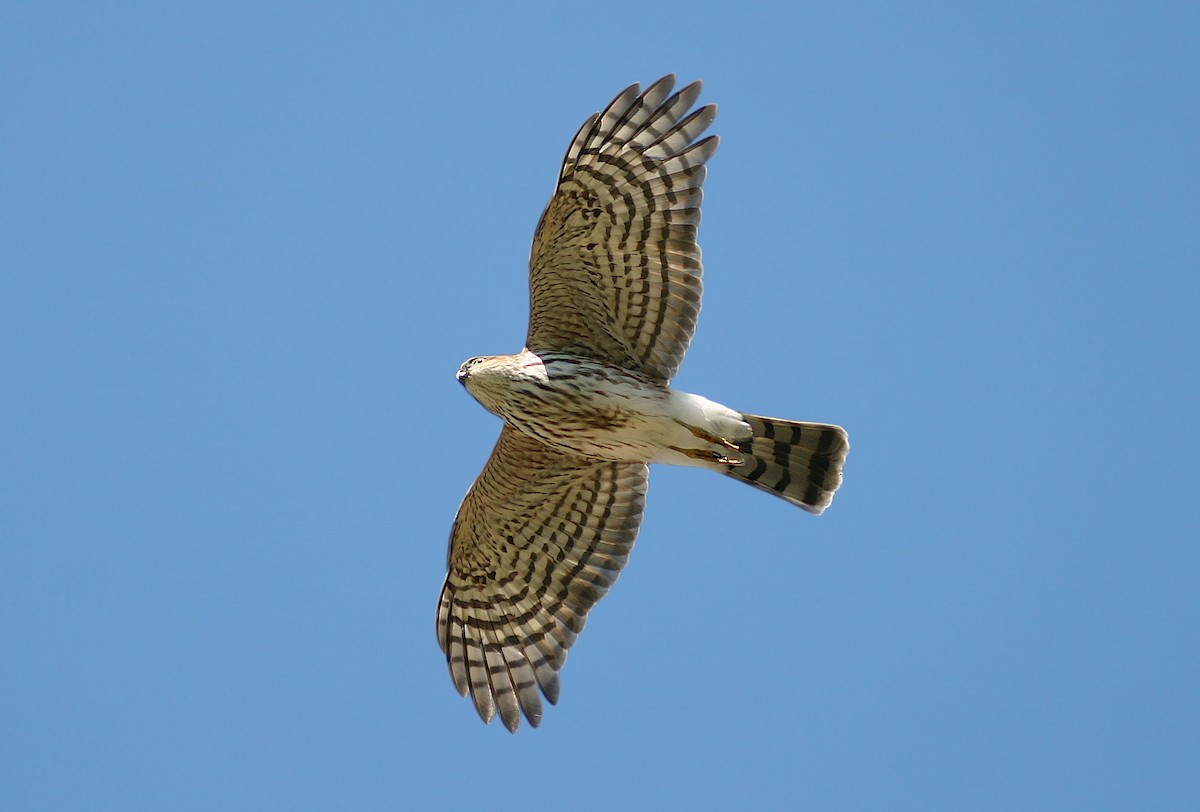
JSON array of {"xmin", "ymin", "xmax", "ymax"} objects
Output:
[
  {"xmin": 673, "ymin": 446, "xmax": 744, "ymax": 467},
  {"xmin": 672, "ymin": 419, "xmax": 750, "ymax": 465}
]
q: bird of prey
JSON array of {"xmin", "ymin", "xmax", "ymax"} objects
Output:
[{"xmin": 437, "ymin": 75, "xmax": 848, "ymax": 732}]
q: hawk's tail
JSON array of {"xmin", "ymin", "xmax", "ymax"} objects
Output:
[{"xmin": 724, "ymin": 414, "xmax": 849, "ymax": 514}]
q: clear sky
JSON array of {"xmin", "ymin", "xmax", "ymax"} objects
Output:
[{"xmin": 2, "ymin": 2, "xmax": 1197, "ymax": 810}]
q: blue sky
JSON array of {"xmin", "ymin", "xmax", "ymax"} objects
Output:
[{"xmin": 2, "ymin": 2, "xmax": 1197, "ymax": 810}]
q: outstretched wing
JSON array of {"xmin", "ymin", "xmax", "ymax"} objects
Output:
[
  {"xmin": 437, "ymin": 426, "xmax": 649, "ymax": 732},
  {"xmin": 527, "ymin": 75, "xmax": 718, "ymax": 383}
]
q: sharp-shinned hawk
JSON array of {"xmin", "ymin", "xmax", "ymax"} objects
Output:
[{"xmin": 437, "ymin": 75, "xmax": 849, "ymax": 731}]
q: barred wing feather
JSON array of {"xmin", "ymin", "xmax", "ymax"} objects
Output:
[
  {"xmin": 527, "ymin": 74, "xmax": 718, "ymax": 383},
  {"xmin": 437, "ymin": 427, "xmax": 648, "ymax": 731}
]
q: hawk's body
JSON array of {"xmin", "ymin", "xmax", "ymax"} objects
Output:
[
  {"xmin": 438, "ymin": 77, "xmax": 849, "ymax": 732},
  {"xmin": 458, "ymin": 351, "xmax": 747, "ymax": 468}
]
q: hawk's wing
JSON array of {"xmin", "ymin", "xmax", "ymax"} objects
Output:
[
  {"xmin": 526, "ymin": 75, "xmax": 718, "ymax": 383},
  {"xmin": 437, "ymin": 426, "xmax": 649, "ymax": 732}
]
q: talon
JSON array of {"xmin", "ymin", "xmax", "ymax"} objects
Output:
[
  {"xmin": 719, "ymin": 437, "xmax": 742, "ymax": 451},
  {"xmin": 716, "ymin": 454, "xmax": 743, "ymax": 466}
]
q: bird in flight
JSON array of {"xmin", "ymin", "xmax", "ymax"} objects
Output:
[{"xmin": 438, "ymin": 75, "xmax": 849, "ymax": 732}]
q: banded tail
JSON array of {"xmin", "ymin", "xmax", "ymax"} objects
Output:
[{"xmin": 726, "ymin": 414, "xmax": 849, "ymax": 514}]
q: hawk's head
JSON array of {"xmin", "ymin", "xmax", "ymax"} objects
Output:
[
  {"xmin": 455, "ymin": 351, "xmax": 548, "ymax": 420},
  {"xmin": 456, "ymin": 356, "xmax": 488, "ymax": 385}
]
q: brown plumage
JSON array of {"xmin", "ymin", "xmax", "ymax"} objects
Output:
[{"xmin": 439, "ymin": 76, "xmax": 849, "ymax": 732}]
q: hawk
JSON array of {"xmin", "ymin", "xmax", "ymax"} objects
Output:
[{"xmin": 437, "ymin": 76, "xmax": 849, "ymax": 731}]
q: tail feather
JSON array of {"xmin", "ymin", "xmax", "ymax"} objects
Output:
[{"xmin": 725, "ymin": 414, "xmax": 849, "ymax": 514}]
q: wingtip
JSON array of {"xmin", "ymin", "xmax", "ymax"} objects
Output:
[
  {"xmin": 473, "ymin": 696, "xmax": 496, "ymax": 726},
  {"xmin": 500, "ymin": 707, "xmax": 521, "ymax": 734},
  {"xmin": 645, "ymin": 73, "xmax": 678, "ymax": 97}
]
